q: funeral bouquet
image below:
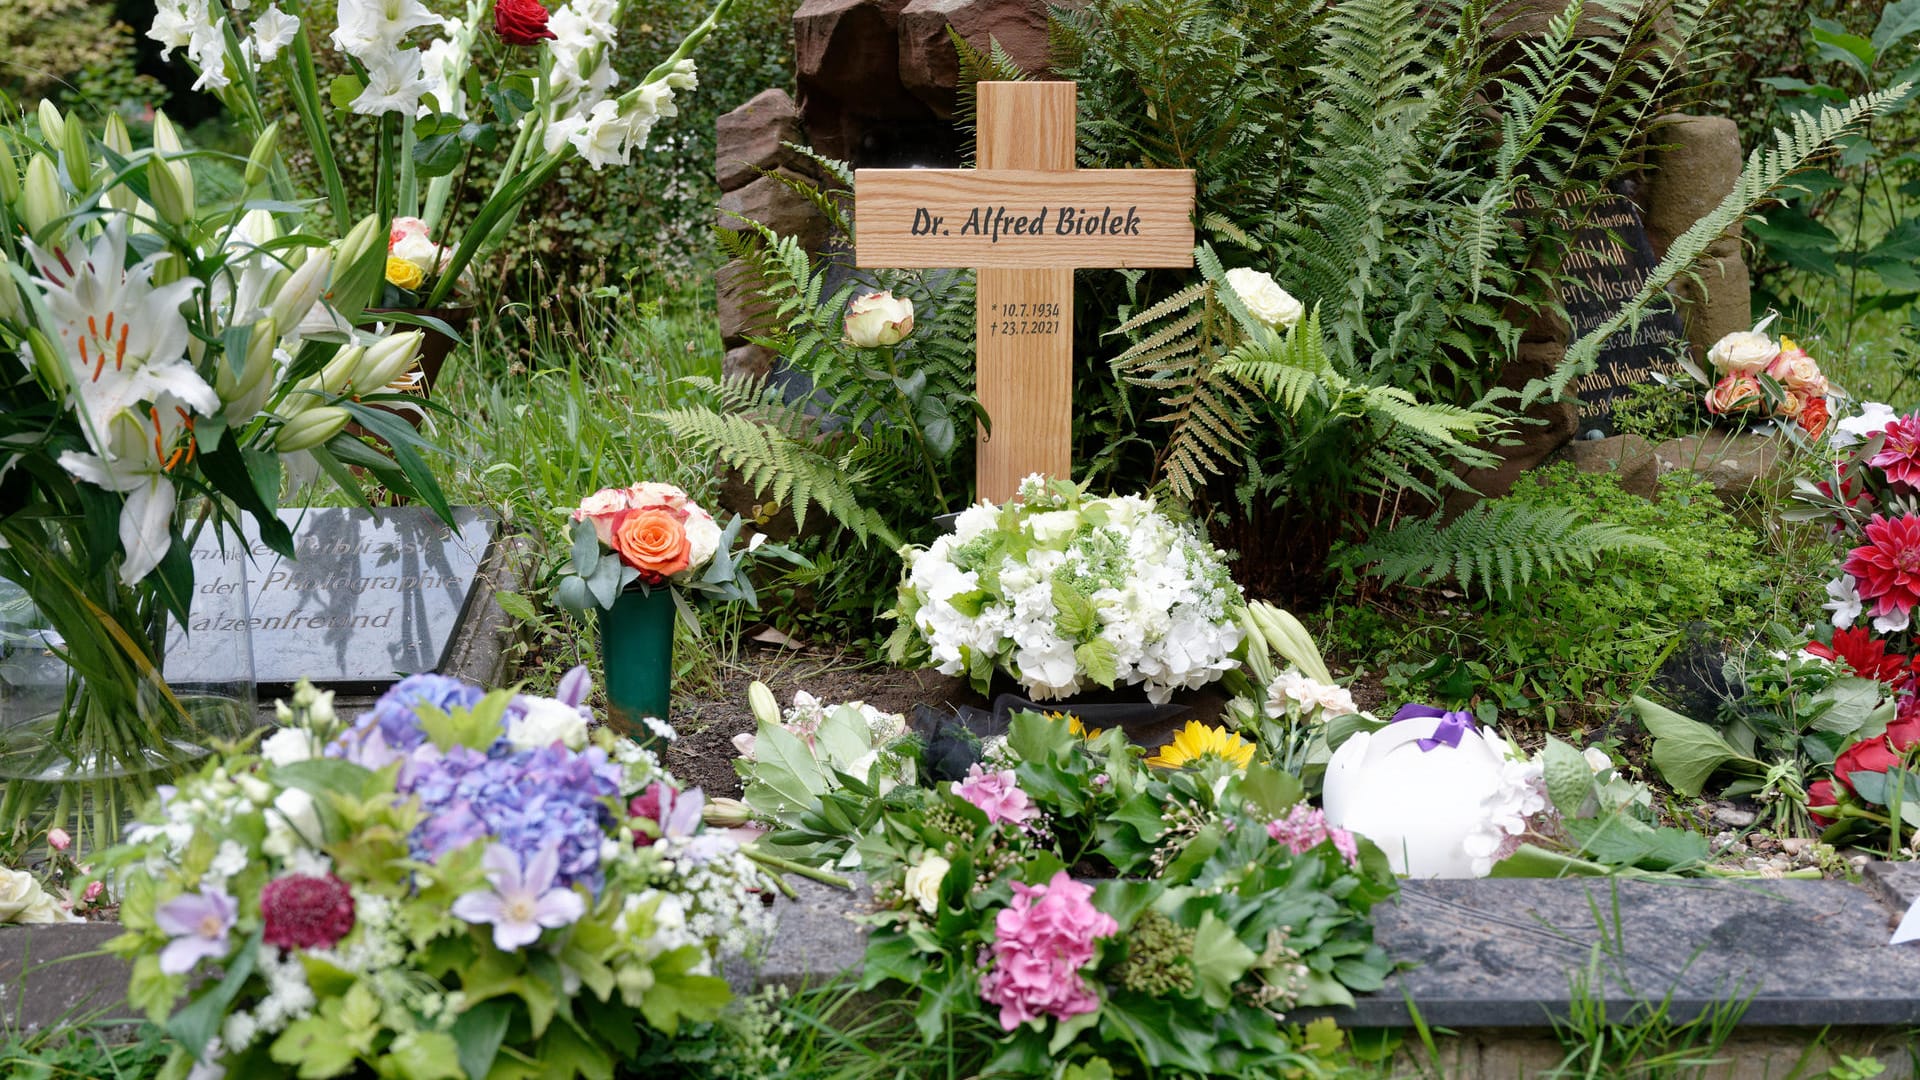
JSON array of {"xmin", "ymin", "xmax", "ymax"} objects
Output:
[
  {"xmin": 99, "ymin": 671, "xmax": 771, "ymax": 1079},
  {"xmin": 852, "ymin": 710, "xmax": 1393, "ymax": 1077},
  {"xmin": 890, "ymin": 476, "xmax": 1245, "ymax": 702},
  {"xmin": 553, "ymin": 482, "xmax": 796, "ymax": 614},
  {"xmin": 1689, "ymin": 318, "xmax": 1834, "ymax": 438}
]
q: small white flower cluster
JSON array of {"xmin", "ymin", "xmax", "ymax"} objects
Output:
[
  {"xmin": 329, "ymin": 0, "xmax": 449, "ymax": 116},
  {"xmin": 1460, "ymin": 754, "xmax": 1550, "ymax": 877},
  {"xmin": 148, "ymin": 0, "xmax": 236, "ymax": 91},
  {"xmin": 1263, "ymin": 670, "xmax": 1357, "ymax": 722},
  {"xmin": 533, "ymin": 0, "xmax": 697, "ymax": 171},
  {"xmin": 901, "ymin": 478, "xmax": 1244, "ymax": 703}
]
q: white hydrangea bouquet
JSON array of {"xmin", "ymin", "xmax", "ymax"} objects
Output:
[{"xmin": 889, "ymin": 476, "xmax": 1245, "ymax": 702}]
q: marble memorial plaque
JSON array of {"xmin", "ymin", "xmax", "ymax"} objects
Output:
[{"xmin": 165, "ymin": 507, "xmax": 496, "ymax": 690}]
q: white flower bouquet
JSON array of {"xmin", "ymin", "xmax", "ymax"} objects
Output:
[{"xmin": 889, "ymin": 477, "xmax": 1245, "ymax": 703}]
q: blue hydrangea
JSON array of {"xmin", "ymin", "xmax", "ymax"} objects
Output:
[
  {"xmin": 398, "ymin": 742, "xmax": 623, "ymax": 892},
  {"xmin": 330, "ymin": 674, "xmax": 489, "ymax": 766}
]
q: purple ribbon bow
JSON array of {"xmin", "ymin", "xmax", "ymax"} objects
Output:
[{"xmin": 1391, "ymin": 703, "xmax": 1478, "ymax": 752}]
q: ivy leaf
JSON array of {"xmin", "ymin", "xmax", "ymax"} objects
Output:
[{"xmin": 1189, "ymin": 911, "xmax": 1257, "ymax": 1008}]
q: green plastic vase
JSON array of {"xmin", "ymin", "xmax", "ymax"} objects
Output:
[{"xmin": 599, "ymin": 587, "xmax": 674, "ymax": 735}]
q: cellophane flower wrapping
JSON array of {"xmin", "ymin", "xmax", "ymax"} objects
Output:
[
  {"xmin": 892, "ymin": 476, "xmax": 1245, "ymax": 703},
  {"xmin": 101, "ymin": 672, "xmax": 771, "ymax": 1079}
]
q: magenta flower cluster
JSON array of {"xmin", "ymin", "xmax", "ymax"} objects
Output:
[
  {"xmin": 978, "ymin": 871, "xmax": 1116, "ymax": 1030},
  {"xmin": 1265, "ymin": 804, "xmax": 1359, "ymax": 867},
  {"xmin": 953, "ymin": 764, "xmax": 1037, "ymax": 827}
]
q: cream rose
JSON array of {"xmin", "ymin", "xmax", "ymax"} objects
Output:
[
  {"xmin": 844, "ymin": 290, "xmax": 915, "ymax": 347},
  {"xmin": 902, "ymin": 853, "xmax": 950, "ymax": 914},
  {"xmin": 0, "ymin": 867, "xmax": 71, "ymax": 925},
  {"xmin": 1706, "ymin": 330, "xmax": 1778, "ymax": 376},
  {"xmin": 573, "ymin": 487, "xmax": 635, "ymax": 545},
  {"xmin": 681, "ymin": 509, "xmax": 722, "ymax": 575},
  {"xmin": 507, "ymin": 695, "xmax": 589, "ymax": 751},
  {"xmin": 260, "ymin": 726, "xmax": 319, "ymax": 766},
  {"xmin": 263, "ymin": 787, "xmax": 322, "ymax": 858},
  {"xmin": 1223, "ymin": 267, "xmax": 1304, "ymax": 329}
]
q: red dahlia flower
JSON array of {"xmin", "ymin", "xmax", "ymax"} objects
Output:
[
  {"xmin": 1804, "ymin": 626, "xmax": 1915, "ymax": 686},
  {"xmin": 1870, "ymin": 413, "xmax": 1920, "ymax": 488},
  {"xmin": 261, "ymin": 873, "xmax": 356, "ymax": 950},
  {"xmin": 494, "ymin": 0, "xmax": 557, "ymax": 44},
  {"xmin": 1842, "ymin": 514, "xmax": 1920, "ymax": 625}
]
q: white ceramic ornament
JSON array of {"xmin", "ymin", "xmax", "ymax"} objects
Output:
[{"xmin": 1322, "ymin": 714, "xmax": 1508, "ymax": 879}]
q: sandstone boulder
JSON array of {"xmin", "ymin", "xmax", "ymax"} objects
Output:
[
  {"xmin": 898, "ymin": 0, "xmax": 1052, "ymax": 117},
  {"xmin": 794, "ymin": 0, "xmax": 918, "ymax": 115},
  {"xmin": 716, "ymin": 168, "xmax": 830, "ymax": 253},
  {"xmin": 1654, "ymin": 429, "xmax": 1786, "ymax": 506},
  {"xmin": 716, "ymin": 88, "xmax": 812, "ymax": 193},
  {"xmin": 1565, "ymin": 433, "xmax": 1657, "ymax": 497}
]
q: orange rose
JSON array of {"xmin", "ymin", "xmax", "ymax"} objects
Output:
[
  {"xmin": 1801, "ymin": 396, "xmax": 1831, "ymax": 440},
  {"xmin": 613, "ymin": 508, "xmax": 691, "ymax": 582}
]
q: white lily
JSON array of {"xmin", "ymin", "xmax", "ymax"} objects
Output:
[
  {"xmin": 24, "ymin": 221, "xmax": 215, "ymax": 454},
  {"xmin": 56, "ymin": 399, "xmax": 198, "ymax": 585}
]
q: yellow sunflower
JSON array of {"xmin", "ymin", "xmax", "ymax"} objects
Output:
[
  {"xmin": 1046, "ymin": 710, "xmax": 1104, "ymax": 741},
  {"xmin": 1145, "ymin": 720, "xmax": 1256, "ymax": 770}
]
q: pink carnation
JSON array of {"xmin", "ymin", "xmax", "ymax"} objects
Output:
[
  {"xmin": 953, "ymin": 764, "xmax": 1037, "ymax": 827},
  {"xmin": 1870, "ymin": 414, "xmax": 1920, "ymax": 489},
  {"xmin": 1265, "ymin": 804, "xmax": 1359, "ymax": 866},
  {"xmin": 978, "ymin": 871, "xmax": 1116, "ymax": 1030}
]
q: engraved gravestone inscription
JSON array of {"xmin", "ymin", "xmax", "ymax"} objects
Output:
[
  {"xmin": 1553, "ymin": 186, "xmax": 1689, "ymax": 433},
  {"xmin": 165, "ymin": 507, "xmax": 497, "ymax": 691}
]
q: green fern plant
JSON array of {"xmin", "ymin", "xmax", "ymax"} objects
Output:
[{"xmin": 1339, "ymin": 501, "xmax": 1666, "ymax": 601}]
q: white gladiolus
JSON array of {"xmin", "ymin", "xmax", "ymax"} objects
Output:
[{"xmin": 250, "ymin": 4, "xmax": 300, "ymax": 63}]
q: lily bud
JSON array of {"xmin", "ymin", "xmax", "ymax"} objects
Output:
[
  {"xmin": 244, "ymin": 122, "xmax": 280, "ymax": 189},
  {"xmin": 25, "ymin": 328, "xmax": 66, "ymax": 395},
  {"xmin": 102, "ymin": 114, "xmax": 132, "ymax": 156},
  {"xmin": 275, "ymin": 406, "xmax": 351, "ymax": 452},
  {"xmin": 20, "ymin": 155, "xmax": 66, "ymax": 240},
  {"xmin": 218, "ymin": 317, "xmax": 279, "ymax": 406},
  {"xmin": 318, "ymin": 345, "xmax": 364, "ymax": 396},
  {"xmin": 150, "ymin": 251, "xmax": 188, "ymax": 286},
  {"xmin": 702, "ymin": 797, "xmax": 754, "ymax": 829},
  {"xmin": 0, "ymin": 135, "xmax": 18, "ymax": 206},
  {"xmin": 352, "ymin": 331, "xmax": 422, "ymax": 392},
  {"xmin": 335, "ymin": 213, "xmax": 381, "ymax": 271},
  {"xmin": 145, "ymin": 148, "xmax": 193, "ymax": 227},
  {"xmin": 748, "ymin": 681, "xmax": 781, "ymax": 727},
  {"xmin": 0, "ymin": 254, "xmax": 21, "ymax": 323},
  {"xmin": 61, "ymin": 117, "xmax": 94, "ymax": 195},
  {"xmin": 35, "ymin": 100, "xmax": 63, "ymax": 146},
  {"xmin": 268, "ymin": 248, "xmax": 331, "ymax": 333},
  {"xmin": 149, "ymin": 111, "xmax": 195, "ymax": 215}
]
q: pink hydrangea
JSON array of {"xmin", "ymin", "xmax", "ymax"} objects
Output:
[
  {"xmin": 953, "ymin": 764, "xmax": 1037, "ymax": 827},
  {"xmin": 978, "ymin": 871, "xmax": 1117, "ymax": 1030},
  {"xmin": 1266, "ymin": 805, "xmax": 1359, "ymax": 867}
]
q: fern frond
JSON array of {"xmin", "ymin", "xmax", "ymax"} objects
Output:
[{"xmin": 1340, "ymin": 501, "xmax": 1665, "ymax": 600}]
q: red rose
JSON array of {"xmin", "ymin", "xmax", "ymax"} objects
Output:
[
  {"xmin": 494, "ymin": 0, "xmax": 556, "ymax": 44},
  {"xmin": 1806, "ymin": 779, "xmax": 1839, "ymax": 827},
  {"xmin": 1801, "ymin": 396, "xmax": 1831, "ymax": 440},
  {"xmin": 1887, "ymin": 703, "xmax": 1920, "ymax": 752},
  {"xmin": 1834, "ymin": 736, "xmax": 1901, "ymax": 795}
]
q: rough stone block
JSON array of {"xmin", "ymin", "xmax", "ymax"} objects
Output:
[
  {"xmin": 1654, "ymin": 429, "xmax": 1786, "ymax": 506},
  {"xmin": 716, "ymin": 88, "xmax": 812, "ymax": 193},
  {"xmin": 717, "ymin": 168, "xmax": 831, "ymax": 253},
  {"xmin": 1566, "ymin": 433, "xmax": 1656, "ymax": 497},
  {"xmin": 0, "ymin": 922, "xmax": 130, "ymax": 1030},
  {"xmin": 1448, "ymin": 341, "xmax": 1579, "ymax": 509},
  {"xmin": 794, "ymin": 0, "xmax": 919, "ymax": 115},
  {"xmin": 1671, "ymin": 246, "xmax": 1752, "ymax": 366},
  {"xmin": 898, "ymin": 0, "xmax": 1052, "ymax": 117},
  {"xmin": 1644, "ymin": 114, "xmax": 1745, "ymax": 253},
  {"xmin": 724, "ymin": 343, "xmax": 778, "ymax": 382}
]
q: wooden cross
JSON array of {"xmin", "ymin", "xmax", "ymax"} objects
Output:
[{"xmin": 853, "ymin": 82, "xmax": 1195, "ymax": 504}]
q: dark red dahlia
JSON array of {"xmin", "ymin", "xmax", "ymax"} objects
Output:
[
  {"xmin": 1805, "ymin": 626, "xmax": 1915, "ymax": 686},
  {"xmin": 1842, "ymin": 514, "xmax": 1920, "ymax": 627},
  {"xmin": 261, "ymin": 874, "xmax": 356, "ymax": 950}
]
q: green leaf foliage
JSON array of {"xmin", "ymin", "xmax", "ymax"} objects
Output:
[{"xmin": 1341, "ymin": 499, "xmax": 1665, "ymax": 601}]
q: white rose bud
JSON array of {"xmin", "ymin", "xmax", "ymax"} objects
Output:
[
  {"xmin": 1582, "ymin": 746, "xmax": 1612, "ymax": 774},
  {"xmin": 1706, "ymin": 330, "xmax": 1778, "ymax": 377},
  {"xmin": 260, "ymin": 726, "xmax": 318, "ymax": 766},
  {"xmin": 506, "ymin": 696, "xmax": 589, "ymax": 751},
  {"xmin": 0, "ymin": 866, "xmax": 72, "ymax": 925},
  {"xmin": 844, "ymin": 290, "xmax": 915, "ymax": 347},
  {"xmin": 902, "ymin": 853, "xmax": 950, "ymax": 915},
  {"xmin": 1223, "ymin": 267, "xmax": 1304, "ymax": 329}
]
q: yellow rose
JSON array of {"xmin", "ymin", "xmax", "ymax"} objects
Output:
[{"xmin": 385, "ymin": 256, "xmax": 426, "ymax": 291}]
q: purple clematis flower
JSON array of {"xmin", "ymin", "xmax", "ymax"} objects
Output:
[
  {"xmin": 450, "ymin": 843, "xmax": 585, "ymax": 951},
  {"xmin": 154, "ymin": 887, "xmax": 238, "ymax": 975}
]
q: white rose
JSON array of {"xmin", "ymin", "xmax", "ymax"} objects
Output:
[
  {"xmin": 507, "ymin": 696, "xmax": 589, "ymax": 751},
  {"xmin": 627, "ymin": 482, "xmax": 689, "ymax": 509},
  {"xmin": 0, "ymin": 867, "xmax": 71, "ymax": 924},
  {"xmin": 1223, "ymin": 267, "xmax": 1304, "ymax": 329},
  {"xmin": 1705, "ymin": 330, "xmax": 1778, "ymax": 376},
  {"xmin": 1023, "ymin": 510, "xmax": 1082, "ymax": 546},
  {"xmin": 390, "ymin": 231, "xmax": 444, "ymax": 274},
  {"xmin": 843, "ymin": 290, "xmax": 915, "ymax": 347},
  {"xmin": 902, "ymin": 853, "xmax": 950, "ymax": 914},
  {"xmin": 260, "ymin": 726, "xmax": 318, "ymax": 767},
  {"xmin": 573, "ymin": 487, "xmax": 634, "ymax": 546},
  {"xmin": 681, "ymin": 509, "xmax": 722, "ymax": 574},
  {"xmin": 263, "ymin": 787, "xmax": 321, "ymax": 858}
]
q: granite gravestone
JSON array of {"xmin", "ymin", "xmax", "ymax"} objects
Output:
[
  {"xmin": 1552, "ymin": 186, "xmax": 1689, "ymax": 433},
  {"xmin": 165, "ymin": 507, "xmax": 496, "ymax": 691}
]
